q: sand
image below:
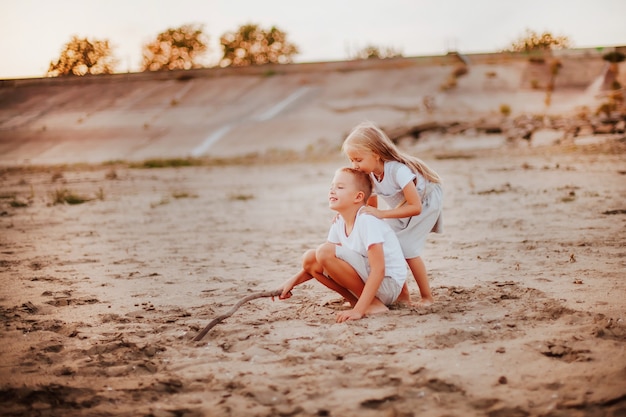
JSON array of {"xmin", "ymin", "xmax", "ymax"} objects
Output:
[{"xmin": 0, "ymin": 134, "xmax": 625, "ymax": 417}]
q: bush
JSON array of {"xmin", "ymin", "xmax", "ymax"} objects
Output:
[
  {"xmin": 596, "ymin": 102, "xmax": 616, "ymax": 117},
  {"xmin": 131, "ymin": 158, "xmax": 204, "ymax": 168},
  {"xmin": 550, "ymin": 59, "xmax": 562, "ymax": 75},
  {"xmin": 603, "ymin": 51, "xmax": 625, "ymax": 63},
  {"xmin": 10, "ymin": 199, "xmax": 28, "ymax": 208},
  {"xmin": 51, "ymin": 188, "xmax": 90, "ymax": 205},
  {"xmin": 439, "ymin": 76, "xmax": 457, "ymax": 91},
  {"xmin": 452, "ymin": 64, "xmax": 468, "ymax": 78}
]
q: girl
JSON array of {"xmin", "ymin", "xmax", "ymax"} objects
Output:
[{"xmin": 342, "ymin": 121, "xmax": 443, "ymax": 306}]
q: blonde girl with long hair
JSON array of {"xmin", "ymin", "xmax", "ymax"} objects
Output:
[{"xmin": 342, "ymin": 121, "xmax": 443, "ymax": 306}]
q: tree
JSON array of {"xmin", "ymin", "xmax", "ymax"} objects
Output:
[
  {"xmin": 219, "ymin": 23, "xmax": 299, "ymax": 67},
  {"xmin": 349, "ymin": 44, "xmax": 403, "ymax": 60},
  {"xmin": 141, "ymin": 24, "xmax": 208, "ymax": 71},
  {"xmin": 47, "ymin": 36, "xmax": 117, "ymax": 77},
  {"xmin": 507, "ymin": 29, "xmax": 571, "ymax": 53}
]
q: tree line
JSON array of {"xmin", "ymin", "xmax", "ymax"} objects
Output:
[
  {"xmin": 47, "ymin": 25, "xmax": 574, "ymax": 77},
  {"xmin": 47, "ymin": 23, "xmax": 303, "ymax": 77}
]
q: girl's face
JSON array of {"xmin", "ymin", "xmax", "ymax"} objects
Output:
[{"xmin": 344, "ymin": 146, "xmax": 380, "ymax": 175}]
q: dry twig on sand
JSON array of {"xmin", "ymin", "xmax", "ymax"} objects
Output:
[{"xmin": 193, "ymin": 289, "xmax": 282, "ymax": 342}]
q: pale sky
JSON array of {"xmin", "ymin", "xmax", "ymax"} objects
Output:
[{"xmin": 1, "ymin": 0, "xmax": 625, "ymax": 79}]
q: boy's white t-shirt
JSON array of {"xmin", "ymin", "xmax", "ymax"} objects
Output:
[
  {"xmin": 327, "ymin": 209, "xmax": 407, "ymax": 286},
  {"xmin": 371, "ymin": 161, "xmax": 426, "ymax": 207}
]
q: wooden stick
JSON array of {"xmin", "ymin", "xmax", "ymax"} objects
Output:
[{"xmin": 192, "ymin": 289, "xmax": 282, "ymax": 342}]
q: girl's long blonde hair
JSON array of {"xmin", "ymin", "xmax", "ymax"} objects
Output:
[{"xmin": 342, "ymin": 121, "xmax": 442, "ymax": 184}]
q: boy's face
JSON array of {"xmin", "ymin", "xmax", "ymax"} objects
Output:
[
  {"xmin": 344, "ymin": 147, "xmax": 379, "ymax": 175},
  {"xmin": 329, "ymin": 171, "xmax": 362, "ymax": 210}
]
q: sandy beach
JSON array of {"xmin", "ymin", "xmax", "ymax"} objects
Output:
[
  {"xmin": 1, "ymin": 49, "xmax": 626, "ymax": 416},
  {"xmin": 1, "ymin": 132, "xmax": 625, "ymax": 416}
]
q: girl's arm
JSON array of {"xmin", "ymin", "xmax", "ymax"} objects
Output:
[
  {"xmin": 336, "ymin": 243, "xmax": 385, "ymax": 322},
  {"xmin": 367, "ymin": 194, "xmax": 378, "ymax": 208},
  {"xmin": 365, "ymin": 182, "xmax": 422, "ymax": 219}
]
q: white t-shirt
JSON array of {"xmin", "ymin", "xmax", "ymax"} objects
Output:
[
  {"xmin": 327, "ymin": 209, "xmax": 407, "ymax": 285},
  {"xmin": 371, "ymin": 161, "xmax": 426, "ymax": 208}
]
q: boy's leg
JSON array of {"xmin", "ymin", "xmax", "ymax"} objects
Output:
[
  {"xmin": 396, "ymin": 282, "xmax": 412, "ymax": 305},
  {"xmin": 406, "ymin": 256, "xmax": 434, "ymax": 306},
  {"xmin": 316, "ymin": 243, "xmax": 387, "ymax": 314},
  {"xmin": 304, "ymin": 245, "xmax": 359, "ymax": 305}
]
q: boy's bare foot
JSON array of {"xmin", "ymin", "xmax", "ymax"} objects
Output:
[
  {"xmin": 395, "ymin": 294, "xmax": 411, "ymax": 305},
  {"xmin": 393, "ymin": 298, "xmax": 412, "ymax": 308},
  {"xmin": 365, "ymin": 302, "xmax": 389, "ymax": 315}
]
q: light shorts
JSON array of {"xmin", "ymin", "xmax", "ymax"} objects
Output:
[{"xmin": 333, "ymin": 244, "xmax": 402, "ymax": 305}]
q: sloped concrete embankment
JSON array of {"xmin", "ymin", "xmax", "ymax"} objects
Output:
[{"xmin": 0, "ymin": 50, "xmax": 618, "ymax": 166}]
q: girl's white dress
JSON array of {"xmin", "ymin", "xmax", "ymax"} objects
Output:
[{"xmin": 371, "ymin": 161, "xmax": 443, "ymax": 259}]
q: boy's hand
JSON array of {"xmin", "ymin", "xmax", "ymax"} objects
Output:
[
  {"xmin": 336, "ymin": 309, "xmax": 364, "ymax": 323},
  {"xmin": 272, "ymin": 287, "xmax": 293, "ymax": 301}
]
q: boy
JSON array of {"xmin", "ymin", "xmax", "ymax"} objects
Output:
[{"xmin": 276, "ymin": 167, "xmax": 407, "ymax": 322}]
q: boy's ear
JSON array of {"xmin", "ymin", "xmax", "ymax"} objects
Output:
[{"xmin": 355, "ymin": 190, "xmax": 365, "ymax": 203}]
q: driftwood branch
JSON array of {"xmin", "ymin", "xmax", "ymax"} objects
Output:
[{"xmin": 192, "ymin": 289, "xmax": 282, "ymax": 342}]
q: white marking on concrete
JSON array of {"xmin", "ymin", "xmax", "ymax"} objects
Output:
[
  {"xmin": 254, "ymin": 86, "xmax": 312, "ymax": 121},
  {"xmin": 191, "ymin": 124, "xmax": 233, "ymax": 157},
  {"xmin": 192, "ymin": 86, "xmax": 313, "ymax": 156}
]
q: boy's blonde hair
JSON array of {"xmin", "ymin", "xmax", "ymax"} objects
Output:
[
  {"xmin": 338, "ymin": 167, "xmax": 373, "ymax": 202},
  {"xmin": 342, "ymin": 121, "xmax": 442, "ymax": 184}
]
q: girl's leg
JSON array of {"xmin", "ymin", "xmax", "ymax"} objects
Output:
[{"xmin": 406, "ymin": 256, "xmax": 434, "ymax": 306}]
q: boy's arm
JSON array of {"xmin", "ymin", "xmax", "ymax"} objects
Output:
[
  {"xmin": 352, "ymin": 243, "xmax": 385, "ymax": 315},
  {"xmin": 276, "ymin": 269, "xmax": 312, "ymax": 299}
]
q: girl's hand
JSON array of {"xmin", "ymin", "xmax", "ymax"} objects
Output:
[
  {"xmin": 362, "ymin": 206, "xmax": 383, "ymax": 218},
  {"xmin": 336, "ymin": 309, "xmax": 364, "ymax": 323}
]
